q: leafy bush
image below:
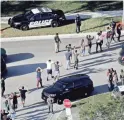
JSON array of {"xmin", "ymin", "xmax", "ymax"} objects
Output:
[{"xmin": 77, "ymin": 93, "xmax": 124, "ymax": 120}]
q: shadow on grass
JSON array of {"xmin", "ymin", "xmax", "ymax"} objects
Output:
[
  {"xmin": 81, "ymin": 23, "xmax": 109, "ymax": 32},
  {"xmin": 1, "ymin": 26, "xmax": 11, "ymax": 31}
]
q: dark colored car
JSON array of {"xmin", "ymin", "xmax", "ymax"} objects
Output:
[
  {"xmin": 42, "ymin": 74, "xmax": 94, "ymax": 104},
  {"xmin": 1, "ymin": 57, "xmax": 7, "ymax": 77},
  {"xmin": 8, "ymin": 7, "xmax": 66, "ymax": 30}
]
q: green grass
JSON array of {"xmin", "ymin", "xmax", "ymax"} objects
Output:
[
  {"xmin": 1, "ymin": 16, "xmax": 122, "ymax": 38},
  {"xmin": 1, "ymin": 1, "xmax": 123, "ymax": 17},
  {"xmin": 74, "ymin": 93, "xmax": 124, "ymax": 120}
]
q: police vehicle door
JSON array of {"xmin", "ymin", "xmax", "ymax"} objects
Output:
[
  {"xmin": 40, "ymin": 13, "xmax": 52, "ymax": 26},
  {"xmin": 29, "ymin": 14, "xmax": 42, "ymax": 28}
]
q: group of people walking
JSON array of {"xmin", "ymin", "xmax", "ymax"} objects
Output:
[
  {"xmin": 1, "ymin": 84, "xmax": 28, "ymax": 120},
  {"xmin": 107, "ymin": 69, "xmax": 124, "ymax": 91},
  {"xmin": 1, "ymin": 16, "xmax": 123, "ymax": 118}
]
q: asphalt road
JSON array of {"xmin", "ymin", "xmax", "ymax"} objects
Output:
[{"xmin": 1, "ymin": 36, "xmax": 124, "ymax": 120}]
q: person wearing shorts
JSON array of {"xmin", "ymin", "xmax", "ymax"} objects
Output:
[
  {"xmin": 46, "ymin": 60, "xmax": 54, "ymax": 81},
  {"xmin": 19, "ymin": 86, "xmax": 28, "ymax": 107}
]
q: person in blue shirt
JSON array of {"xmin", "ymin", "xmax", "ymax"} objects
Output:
[{"xmin": 36, "ymin": 67, "xmax": 43, "ymax": 88}]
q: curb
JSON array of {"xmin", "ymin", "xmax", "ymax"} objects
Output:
[
  {"xmin": 1, "ymin": 31, "xmax": 124, "ymax": 43},
  {"xmin": 1, "ymin": 32, "xmax": 96, "ymax": 42}
]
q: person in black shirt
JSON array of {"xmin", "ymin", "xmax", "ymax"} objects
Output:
[
  {"xmin": 75, "ymin": 14, "xmax": 81, "ymax": 33},
  {"xmin": 116, "ymin": 24, "xmax": 122, "ymax": 42},
  {"xmin": 1, "ymin": 78, "xmax": 5, "ymax": 97},
  {"xmin": 19, "ymin": 86, "xmax": 28, "ymax": 107},
  {"xmin": 10, "ymin": 92, "xmax": 19, "ymax": 111}
]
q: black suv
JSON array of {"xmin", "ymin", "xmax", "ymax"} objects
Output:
[
  {"xmin": 42, "ymin": 74, "xmax": 94, "ymax": 104},
  {"xmin": 8, "ymin": 7, "xmax": 66, "ymax": 30}
]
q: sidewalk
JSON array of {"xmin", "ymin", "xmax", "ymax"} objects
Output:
[
  {"xmin": 1, "ymin": 31, "xmax": 124, "ymax": 43},
  {"xmin": 1, "ymin": 10, "xmax": 123, "ymax": 24}
]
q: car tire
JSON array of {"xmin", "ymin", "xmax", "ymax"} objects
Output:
[
  {"xmin": 20, "ymin": 24, "xmax": 29, "ymax": 31},
  {"xmin": 8, "ymin": 18, "xmax": 14, "ymax": 27},
  {"xmin": 51, "ymin": 21, "xmax": 59, "ymax": 27},
  {"xmin": 57, "ymin": 98, "xmax": 63, "ymax": 105}
]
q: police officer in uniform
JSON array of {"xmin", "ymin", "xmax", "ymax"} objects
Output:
[
  {"xmin": 75, "ymin": 14, "xmax": 81, "ymax": 33},
  {"xmin": 54, "ymin": 33, "xmax": 61, "ymax": 53},
  {"xmin": 47, "ymin": 96, "xmax": 54, "ymax": 113}
]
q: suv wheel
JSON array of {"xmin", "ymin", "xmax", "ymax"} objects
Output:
[
  {"xmin": 20, "ymin": 24, "xmax": 29, "ymax": 31},
  {"xmin": 51, "ymin": 21, "xmax": 59, "ymax": 27}
]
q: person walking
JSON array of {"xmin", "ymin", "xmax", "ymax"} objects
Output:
[
  {"xmin": 80, "ymin": 39, "xmax": 85, "ymax": 56},
  {"xmin": 46, "ymin": 60, "xmax": 54, "ymax": 81},
  {"xmin": 54, "ymin": 61, "xmax": 62, "ymax": 81},
  {"xmin": 36, "ymin": 67, "xmax": 43, "ymax": 88},
  {"xmin": 1, "ymin": 78, "xmax": 5, "ymax": 97},
  {"xmin": 86, "ymin": 35, "xmax": 94, "ymax": 54},
  {"xmin": 110, "ymin": 19, "xmax": 116, "ymax": 43},
  {"xmin": 54, "ymin": 33, "xmax": 61, "ymax": 53},
  {"xmin": 4, "ymin": 100, "xmax": 10, "ymax": 114},
  {"xmin": 18, "ymin": 86, "xmax": 28, "ymax": 107},
  {"xmin": 75, "ymin": 14, "xmax": 81, "ymax": 33},
  {"xmin": 65, "ymin": 44, "xmax": 72, "ymax": 51},
  {"xmin": 107, "ymin": 69, "xmax": 113, "ymax": 91},
  {"xmin": 106, "ymin": 26, "xmax": 112, "ymax": 48},
  {"xmin": 96, "ymin": 33, "xmax": 102, "ymax": 53},
  {"xmin": 47, "ymin": 96, "xmax": 54, "ymax": 114},
  {"xmin": 73, "ymin": 50, "xmax": 79, "ymax": 70},
  {"xmin": 112, "ymin": 71, "xmax": 118, "ymax": 88},
  {"xmin": 120, "ymin": 69, "xmax": 124, "ymax": 85},
  {"xmin": 65, "ymin": 49, "xmax": 72, "ymax": 70},
  {"xmin": 10, "ymin": 92, "xmax": 19, "ymax": 111},
  {"xmin": 9, "ymin": 109, "xmax": 16, "ymax": 120},
  {"xmin": 116, "ymin": 24, "xmax": 122, "ymax": 42}
]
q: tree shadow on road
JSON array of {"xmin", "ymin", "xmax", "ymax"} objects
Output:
[
  {"xmin": 7, "ymin": 53, "xmax": 34, "ymax": 63},
  {"xmin": 6, "ymin": 63, "xmax": 47, "ymax": 78},
  {"xmin": 71, "ymin": 84, "xmax": 109, "ymax": 106}
]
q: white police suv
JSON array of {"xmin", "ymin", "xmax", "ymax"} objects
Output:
[{"xmin": 8, "ymin": 7, "xmax": 66, "ymax": 30}]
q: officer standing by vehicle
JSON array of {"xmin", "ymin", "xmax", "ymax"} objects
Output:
[
  {"xmin": 54, "ymin": 33, "xmax": 61, "ymax": 53},
  {"xmin": 47, "ymin": 96, "xmax": 54, "ymax": 113},
  {"xmin": 75, "ymin": 14, "xmax": 81, "ymax": 33}
]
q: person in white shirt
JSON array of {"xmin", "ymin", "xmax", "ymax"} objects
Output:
[
  {"xmin": 96, "ymin": 31, "xmax": 104, "ymax": 52},
  {"xmin": 46, "ymin": 60, "xmax": 54, "ymax": 81}
]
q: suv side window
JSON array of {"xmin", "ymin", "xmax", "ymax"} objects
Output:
[
  {"xmin": 74, "ymin": 80, "xmax": 83, "ymax": 88},
  {"xmin": 41, "ymin": 13, "xmax": 49, "ymax": 19},
  {"xmin": 66, "ymin": 82, "xmax": 74, "ymax": 89},
  {"xmin": 30, "ymin": 15, "xmax": 35, "ymax": 21},
  {"xmin": 34, "ymin": 14, "xmax": 41, "ymax": 21}
]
